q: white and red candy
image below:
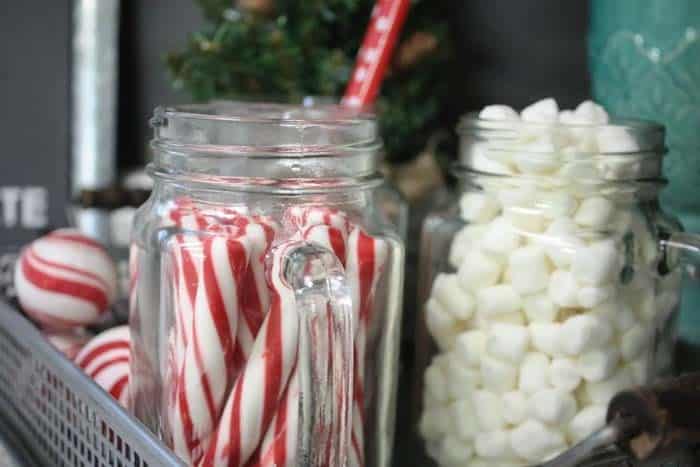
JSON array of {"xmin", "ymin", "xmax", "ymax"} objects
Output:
[
  {"xmin": 15, "ymin": 229, "xmax": 118, "ymax": 330},
  {"xmin": 75, "ymin": 325, "xmax": 130, "ymax": 407},
  {"xmin": 159, "ymin": 202, "xmax": 388, "ymax": 467}
]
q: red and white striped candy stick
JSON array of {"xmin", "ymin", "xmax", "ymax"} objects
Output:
[
  {"xmin": 245, "ymin": 368, "xmax": 300, "ymax": 467},
  {"xmin": 345, "ymin": 227, "xmax": 388, "ymax": 467},
  {"xmin": 75, "ymin": 325, "xmax": 130, "ymax": 407},
  {"xmin": 198, "ymin": 242, "xmax": 299, "ymax": 467},
  {"xmin": 284, "ymin": 206, "xmax": 351, "ymax": 236},
  {"xmin": 171, "ymin": 233, "xmax": 252, "ymax": 464},
  {"xmin": 342, "ymin": 0, "xmax": 411, "ymax": 109}
]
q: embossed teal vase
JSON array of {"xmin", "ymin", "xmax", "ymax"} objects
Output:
[{"xmin": 590, "ymin": 0, "xmax": 700, "ymax": 344}]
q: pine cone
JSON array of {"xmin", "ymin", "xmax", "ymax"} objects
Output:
[
  {"xmin": 394, "ymin": 31, "xmax": 439, "ymax": 71},
  {"xmin": 237, "ymin": 0, "xmax": 275, "ymax": 15}
]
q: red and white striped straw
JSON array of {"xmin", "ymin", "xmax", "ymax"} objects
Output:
[{"xmin": 342, "ymin": 0, "xmax": 411, "ymax": 108}]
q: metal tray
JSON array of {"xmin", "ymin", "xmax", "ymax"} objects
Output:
[{"xmin": 0, "ymin": 300, "xmax": 183, "ymax": 466}]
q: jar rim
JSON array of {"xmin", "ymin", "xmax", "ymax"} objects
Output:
[
  {"xmin": 152, "ymin": 101, "xmax": 381, "ymax": 157},
  {"xmin": 456, "ymin": 112, "xmax": 666, "ymax": 155}
]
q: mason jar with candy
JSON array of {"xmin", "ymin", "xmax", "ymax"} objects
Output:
[
  {"xmin": 129, "ymin": 102, "xmax": 405, "ymax": 467},
  {"xmin": 415, "ymin": 98, "xmax": 700, "ymax": 466}
]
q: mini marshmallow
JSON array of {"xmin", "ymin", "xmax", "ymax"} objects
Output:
[
  {"xmin": 473, "ymin": 390, "xmax": 506, "ymax": 430},
  {"xmin": 481, "ymin": 354, "xmax": 518, "ymax": 393},
  {"xmin": 510, "ymin": 420, "xmax": 566, "ymax": 463},
  {"xmin": 425, "ymin": 298, "xmax": 458, "ymax": 350},
  {"xmin": 460, "ymin": 192, "xmax": 501, "ymax": 224},
  {"xmin": 486, "ymin": 323, "xmax": 530, "ymax": 363},
  {"xmin": 521, "ymin": 98, "xmax": 559, "ymax": 123},
  {"xmin": 548, "ymin": 270, "xmax": 580, "ymax": 308},
  {"xmin": 449, "ymin": 224, "xmax": 487, "ymax": 269},
  {"xmin": 597, "ymin": 126, "xmax": 640, "ymax": 153},
  {"xmin": 620, "ymin": 324, "xmax": 649, "ymax": 362},
  {"xmin": 474, "ymin": 430, "xmax": 512, "ymax": 460},
  {"xmin": 480, "ymin": 104, "xmax": 520, "ymax": 121},
  {"xmin": 489, "ymin": 311, "xmax": 527, "ymax": 326},
  {"xmin": 445, "ymin": 354, "xmax": 480, "ymax": 400},
  {"xmin": 440, "ymin": 435, "xmax": 474, "ymax": 464},
  {"xmin": 568, "ymin": 405, "xmax": 607, "ymax": 444},
  {"xmin": 508, "ymin": 246, "xmax": 550, "ymax": 295},
  {"xmin": 470, "ymin": 146, "xmax": 515, "ymax": 174},
  {"xmin": 455, "ymin": 330, "xmax": 488, "ymax": 368},
  {"xmin": 578, "ymin": 347, "xmax": 620, "ymax": 382},
  {"xmin": 539, "ymin": 191, "xmax": 578, "ymax": 219},
  {"xmin": 571, "ymin": 239, "xmax": 620, "ymax": 285},
  {"xmin": 451, "ymin": 399, "xmax": 478, "ymax": 440},
  {"xmin": 503, "ymin": 391, "xmax": 529, "ymax": 426},
  {"xmin": 549, "ymin": 358, "xmax": 582, "ymax": 391},
  {"xmin": 636, "ymin": 292, "xmax": 657, "ymax": 322},
  {"xmin": 481, "ymin": 217, "xmax": 522, "ymax": 255},
  {"xmin": 541, "ymin": 218, "xmax": 585, "ymax": 268},
  {"xmin": 458, "ymin": 249, "xmax": 503, "ymax": 292},
  {"xmin": 518, "ymin": 352, "xmax": 550, "ymax": 394},
  {"xmin": 497, "ymin": 185, "xmax": 537, "ymax": 208},
  {"xmin": 627, "ymin": 357, "xmax": 649, "ymax": 385},
  {"xmin": 425, "ymin": 363, "xmax": 449, "ymax": 404},
  {"xmin": 513, "ymin": 150, "xmax": 561, "ymax": 175},
  {"xmin": 504, "ymin": 206, "xmax": 547, "ymax": 233},
  {"xmin": 614, "ymin": 303, "xmax": 636, "ymax": 333},
  {"xmin": 577, "ymin": 285, "xmax": 614, "ymax": 309},
  {"xmin": 420, "ymin": 406, "xmax": 450, "ymax": 440},
  {"xmin": 585, "ymin": 367, "xmax": 633, "ymax": 405},
  {"xmin": 573, "ymin": 100, "xmax": 610, "ymax": 125},
  {"xmin": 529, "ymin": 388, "xmax": 577, "ymax": 425},
  {"xmin": 574, "ymin": 196, "xmax": 616, "ymax": 228},
  {"xmin": 477, "ymin": 285, "xmax": 522, "ymax": 316},
  {"xmin": 529, "ymin": 323, "xmax": 564, "ymax": 357},
  {"xmin": 560, "ymin": 314, "xmax": 612, "ymax": 356},
  {"xmin": 523, "ymin": 295, "xmax": 559, "ymax": 323},
  {"xmin": 432, "ymin": 273, "xmax": 475, "ymax": 321}
]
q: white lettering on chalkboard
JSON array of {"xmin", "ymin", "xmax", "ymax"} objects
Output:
[{"xmin": 0, "ymin": 186, "xmax": 48, "ymax": 229}]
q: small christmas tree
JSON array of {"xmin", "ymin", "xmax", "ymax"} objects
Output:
[{"xmin": 167, "ymin": 0, "xmax": 454, "ymax": 164}]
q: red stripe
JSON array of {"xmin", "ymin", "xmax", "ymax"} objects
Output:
[
  {"xmin": 88, "ymin": 355, "xmax": 129, "ymax": 380},
  {"xmin": 328, "ymin": 227, "xmax": 346, "ymax": 265},
  {"xmin": 263, "ymin": 291, "xmax": 284, "ymax": 438},
  {"xmin": 76, "ymin": 340, "xmax": 129, "ymax": 369},
  {"xmin": 110, "ymin": 374, "xmax": 129, "ymax": 400},
  {"xmin": 22, "ymin": 252, "xmax": 108, "ymax": 313},
  {"xmin": 192, "ymin": 306, "xmax": 218, "ymax": 429},
  {"xmin": 357, "ymin": 231, "xmax": 376, "ymax": 323},
  {"xmin": 30, "ymin": 245, "xmax": 111, "ymax": 292},
  {"xmin": 177, "ymin": 368, "xmax": 197, "ymax": 459}
]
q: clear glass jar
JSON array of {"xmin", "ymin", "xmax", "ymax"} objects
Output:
[
  {"xmin": 415, "ymin": 114, "xmax": 700, "ymax": 466},
  {"xmin": 129, "ymin": 102, "xmax": 405, "ymax": 467}
]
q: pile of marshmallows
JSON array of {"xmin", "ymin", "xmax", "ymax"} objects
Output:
[
  {"xmin": 14, "ymin": 228, "xmax": 130, "ymax": 406},
  {"xmin": 420, "ymin": 99, "xmax": 679, "ymax": 467}
]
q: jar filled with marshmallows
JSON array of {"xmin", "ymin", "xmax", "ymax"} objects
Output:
[{"xmin": 415, "ymin": 98, "xmax": 700, "ymax": 467}]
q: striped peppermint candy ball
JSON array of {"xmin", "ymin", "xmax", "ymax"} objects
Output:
[
  {"xmin": 15, "ymin": 229, "xmax": 118, "ymax": 329},
  {"xmin": 75, "ymin": 325, "xmax": 130, "ymax": 406}
]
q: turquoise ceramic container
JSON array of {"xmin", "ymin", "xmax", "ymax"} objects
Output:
[{"xmin": 590, "ymin": 0, "xmax": 700, "ymax": 344}]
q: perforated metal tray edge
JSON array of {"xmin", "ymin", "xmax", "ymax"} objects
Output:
[{"xmin": 0, "ymin": 301, "xmax": 184, "ymax": 467}]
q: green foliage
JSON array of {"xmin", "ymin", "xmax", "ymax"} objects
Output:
[{"xmin": 167, "ymin": 0, "xmax": 454, "ymax": 163}]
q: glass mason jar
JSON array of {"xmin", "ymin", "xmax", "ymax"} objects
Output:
[
  {"xmin": 415, "ymin": 114, "xmax": 700, "ymax": 466},
  {"xmin": 129, "ymin": 102, "xmax": 405, "ymax": 467}
]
